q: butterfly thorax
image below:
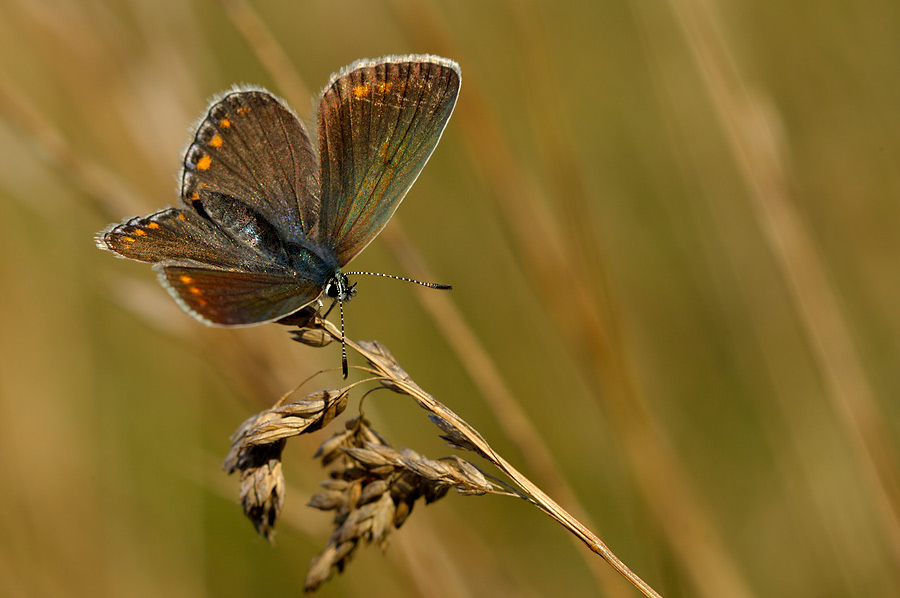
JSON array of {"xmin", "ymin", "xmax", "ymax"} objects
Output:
[
  {"xmin": 279, "ymin": 237, "xmax": 334, "ymax": 279},
  {"xmin": 195, "ymin": 191, "xmax": 338, "ymax": 285}
]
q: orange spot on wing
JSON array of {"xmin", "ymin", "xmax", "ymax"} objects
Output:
[
  {"xmin": 219, "ymin": 118, "xmax": 231, "ymax": 128},
  {"xmin": 147, "ymin": 222, "xmax": 160, "ymax": 229},
  {"xmin": 196, "ymin": 155, "xmax": 212, "ymax": 171},
  {"xmin": 177, "ymin": 213, "xmax": 187, "ymax": 221},
  {"xmin": 190, "ymin": 192, "xmax": 200, "ymax": 201},
  {"xmin": 134, "ymin": 229, "xmax": 146, "ymax": 236},
  {"xmin": 353, "ymin": 84, "xmax": 370, "ymax": 98},
  {"xmin": 196, "ymin": 298, "xmax": 209, "ymax": 307},
  {"xmin": 209, "ymin": 134, "xmax": 223, "ymax": 148},
  {"xmin": 189, "ymin": 287, "xmax": 203, "ymax": 296},
  {"xmin": 376, "ymin": 81, "xmax": 392, "ymax": 94},
  {"xmin": 178, "ymin": 275, "xmax": 194, "ymax": 284},
  {"xmin": 237, "ymin": 106, "xmax": 250, "ymax": 115},
  {"xmin": 122, "ymin": 236, "xmax": 135, "ymax": 243}
]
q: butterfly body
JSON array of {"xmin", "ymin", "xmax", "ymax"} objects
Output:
[{"xmin": 97, "ymin": 55, "xmax": 460, "ymax": 329}]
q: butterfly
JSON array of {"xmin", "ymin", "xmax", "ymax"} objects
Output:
[{"xmin": 96, "ymin": 55, "xmax": 460, "ymax": 376}]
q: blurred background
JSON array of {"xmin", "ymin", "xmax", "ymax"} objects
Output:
[{"xmin": 2, "ymin": 0, "xmax": 900, "ymax": 596}]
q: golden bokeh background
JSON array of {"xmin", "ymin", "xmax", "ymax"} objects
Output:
[{"xmin": 2, "ymin": 0, "xmax": 899, "ymax": 596}]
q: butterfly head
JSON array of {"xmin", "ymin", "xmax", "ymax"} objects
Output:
[{"xmin": 324, "ymin": 269, "xmax": 357, "ymax": 303}]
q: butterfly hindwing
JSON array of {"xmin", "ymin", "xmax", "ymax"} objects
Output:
[
  {"xmin": 317, "ymin": 55, "xmax": 460, "ymax": 265},
  {"xmin": 96, "ymin": 207, "xmax": 251, "ymax": 268},
  {"xmin": 157, "ymin": 265, "xmax": 323, "ymax": 326},
  {"xmin": 182, "ymin": 89, "xmax": 320, "ymax": 242}
]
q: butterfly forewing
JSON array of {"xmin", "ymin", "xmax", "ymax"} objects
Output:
[
  {"xmin": 317, "ymin": 56, "xmax": 460, "ymax": 265},
  {"xmin": 182, "ymin": 90, "xmax": 320, "ymax": 242},
  {"xmin": 158, "ymin": 265, "xmax": 322, "ymax": 326}
]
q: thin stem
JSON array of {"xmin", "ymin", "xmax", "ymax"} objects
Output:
[{"xmin": 317, "ymin": 317, "xmax": 663, "ymax": 598}]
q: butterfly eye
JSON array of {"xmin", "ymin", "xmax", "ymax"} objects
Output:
[{"xmin": 324, "ymin": 280, "xmax": 340, "ymax": 299}]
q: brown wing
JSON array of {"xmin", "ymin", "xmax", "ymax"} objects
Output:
[{"xmin": 316, "ymin": 55, "xmax": 460, "ymax": 265}]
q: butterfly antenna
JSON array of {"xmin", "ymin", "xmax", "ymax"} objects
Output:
[
  {"xmin": 339, "ymin": 298, "xmax": 349, "ymax": 379},
  {"xmin": 344, "ymin": 271, "xmax": 452, "ymax": 290}
]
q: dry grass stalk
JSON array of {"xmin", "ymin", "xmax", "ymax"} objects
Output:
[
  {"xmin": 223, "ymin": 387, "xmax": 349, "ymax": 541},
  {"xmin": 304, "ymin": 416, "xmax": 513, "ymax": 591},
  {"xmin": 223, "ymin": 315, "xmax": 662, "ymax": 598}
]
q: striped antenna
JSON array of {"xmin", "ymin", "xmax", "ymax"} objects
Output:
[
  {"xmin": 344, "ymin": 271, "xmax": 452, "ymax": 290},
  {"xmin": 338, "ymin": 298, "xmax": 348, "ymax": 378}
]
